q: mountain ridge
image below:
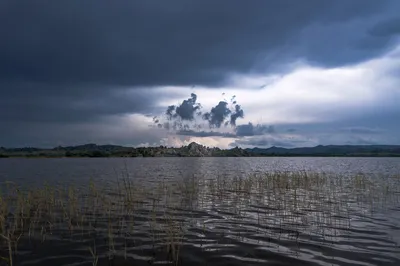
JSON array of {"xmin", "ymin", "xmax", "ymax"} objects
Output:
[
  {"xmin": 246, "ymin": 144, "xmax": 400, "ymax": 157},
  {"xmin": 1, "ymin": 142, "xmax": 400, "ymax": 157}
]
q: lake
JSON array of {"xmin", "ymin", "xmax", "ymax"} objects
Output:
[{"xmin": 0, "ymin": 157, "xmax": 399, "ymax": 266}]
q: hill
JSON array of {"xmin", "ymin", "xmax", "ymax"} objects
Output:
[
  {"xmin": 246, "ymin": 145, "xmax": 400, "ymax": 157},
  {"xmin": 0, "ymin": 142, "xmax": 250, "ymax": 158},
  {"xmin": 1, "ymin": 143, "xmax": 400, "ymax": 158}
]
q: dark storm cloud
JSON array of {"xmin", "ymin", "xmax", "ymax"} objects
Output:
[
  {"xmin": 369, "ymin": 17, "xmax": 400, "ymax": 37},
  {"xmin": 230, "ymin": 137, "xmax": 301, "ymax": 148},
  {"xmin": 354, "ymin": 16, "xmax": 400, "ymax": 51},
  {"xmin": 342, "ymin": 127, "xmax": 384, "ymax": 134},
  {"xmin": 166, "ymin": 93, "xmax": 202, "ymax": 121},
  {"xmin": 156, "ymin": 93, "xmax": 245, "ymax": 131},
  {"xmin": 176, "ymin": 130, "xmax": 236, "ymax": 138},
  {"xmin": 231, "ymin": 119, "xmax": 400, "ymax": 148},
  {"xmin": 345, "ymin": 138, "xmax": 379, "ymax": 145},
  {"xmin": 175, "ymin": 123, "xmax": 276, "ymax": 138},
  {"xmin": 235, "ymin": 123, "xmax": 275, "ymax": 136},
  {"xmin": 166, "ymin": 106, "xmax": 176, "ymax": 120},
  {"xmin": 203, "ymin": 101, "xmax": 231, "ymax": 128},
  {"xmin": 201, "ymin": 100, "xmax": 245, "ymax": 128},
  {"xmin": 0, "ymin": 82, "xmax": 169, "ymax": 123},
  {"xmin": 0, "ymin": 0, "xmax": 395, "ymax": 88},
  {"xmin": 1, "ymin": 0, "xmax": 399, "ymax": 146},
  {"xmin": 230, "ymin": 105, "xmax": 244, "ymax": 126}
]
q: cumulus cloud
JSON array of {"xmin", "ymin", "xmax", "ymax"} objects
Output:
[
  {"xmin": 153, "ymin": 92, "xmax": 246, "ymax": 134},
  {"xmin": 230, "ymin": 104, "xmax": 245, "ymax": 126},
  {"xmin": 167, "ymin": 93, "xmax": 202, "ymax": 121},
  {"xmin": 203, "ymin": 101, "xmax": 231, "ymax": 128}
]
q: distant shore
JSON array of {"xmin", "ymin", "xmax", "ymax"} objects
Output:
[{"xmin": 1, "ymin": 142, "xmax": 400, "ymax": 158}]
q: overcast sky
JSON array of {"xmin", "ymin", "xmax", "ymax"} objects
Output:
[{"xmin": 1, "ymin": 0, "xmax": 400, "ymax": 148}]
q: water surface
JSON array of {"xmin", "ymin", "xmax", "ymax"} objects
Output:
[
  {"xmin": 0, "ymin": 157, "xmax": 399, "ymax": 266},
  {"xmin": 1, "ymin": 157, "xmax": 399, "ymax": 185}
]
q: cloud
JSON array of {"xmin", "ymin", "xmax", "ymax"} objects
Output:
[
  {"xmin": 235, "ymin": 123, "xmax": 275, "ymax": 136},
  {"xmin": 0, "ymin": 85, "xmax": 172, "ymax": 123},
  {"xmin": 230, "ymin": 104, "xmax": 245, "ymax": 126},
  {"xmin": 203, "ymin": 101, "xmax": 232, "ymax": 128},
  {"xmin": 155, "ymin": 92, "xmax": 246, "ymax": 132},
  {"xmin": 0, "ymin": 0, "xmax": 393, "ymax": 88},
  {"xmin": 171, "ymin": 122, "xmax": 276, "ymax": 139},
  {"xmin": 154, "ymin": 43, "xmax": 400, "ymax": 148},
  {"xmin": 1, "ymin": 114, "xmax": 165, "ymax": 148},
  {"xmin": 1, "ymin": 0, "xmax": 400, "ymax": 147},
  {"xmin": 4, "ymin": 40, "xmax": 400, "ymax": 148},
  {"xmin": 176, "ymin": 130, "xmax": 236, "ymax": 138},
  {"xmin": 341, "ymin": 127, "xmax": 384, "ymax": 134},
  {"xmin": 169, "ymin": 93, "xmax": 202, "ymax": 121},
  {"xmin": 230, "ymin": 127, "xmax": 393, "ymax": 148},
  {"xmin": 369, "ymin": 17, "xmax": 400, "ymax": 37},
  {"xmin": 230, "ymin": 134, "xmax": 315, "ymax": 148}
]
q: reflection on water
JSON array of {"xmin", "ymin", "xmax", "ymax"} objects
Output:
[
  {"xmin": 0, "ymin": 157, "xmax": 399, "ymax": 266},
  {"xmin": 1, "ymin": 157, "xmax": 400, "ymax": 185}
]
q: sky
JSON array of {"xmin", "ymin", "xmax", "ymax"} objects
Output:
[{"xmin": 1, "ymin": 0, "xmax": 400, "ymax": 149}]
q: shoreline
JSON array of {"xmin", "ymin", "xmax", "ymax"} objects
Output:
[{"xmin": 1, "ymin": 154, "xmax": 400, "ymax": 158}]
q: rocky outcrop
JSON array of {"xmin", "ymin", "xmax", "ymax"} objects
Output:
[
  {"xmin": 185, "ymin": 142, "xmax": 212, "ymax": 156},
  {"xmin": 127, "ymin": 142, "xmax": 249, "ymax": 157}
]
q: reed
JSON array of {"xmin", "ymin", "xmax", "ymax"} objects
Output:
[
  {"xmin": 0, "ymin": 171, "xmax": 398, "ymax": 265},
  {"xmin": 88, "ymin": 240, "xmax": 99, "ymax": 266}
]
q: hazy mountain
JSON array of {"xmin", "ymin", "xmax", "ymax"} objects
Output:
[{"xmin": 246, "ymin": 145, "xmax": 400, "ymax": 156}]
